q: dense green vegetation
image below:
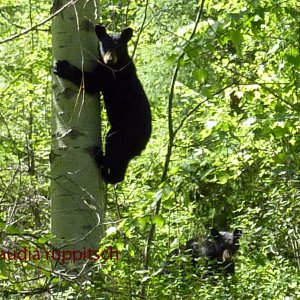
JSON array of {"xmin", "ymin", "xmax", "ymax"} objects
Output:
[{"xmin": 0, "ymin": 0, "xmax": 299, "ymax": 298}]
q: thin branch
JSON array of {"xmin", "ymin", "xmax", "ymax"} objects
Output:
[
  {"xmin": 131, "ymin": 0, "xmax": 150, "ymax": 60},
  {"xmin": 174, "ymin": 81, "xmax": 238, "ymax": 136},
  {"xmin": 0, "ymin": 0, "xmax": 80, "ymax": 45},
  {"xmin": 244, "ymin": 77, "xmax": 298, "ymax": 111},
  {"xmin": 141, "ymin": 0, "xmax": 206, "ymax": 297}
]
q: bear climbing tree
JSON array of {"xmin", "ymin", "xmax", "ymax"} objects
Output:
[{"xmin": 54, "ymin": 25, "xmax": 152, "ymax": 184}]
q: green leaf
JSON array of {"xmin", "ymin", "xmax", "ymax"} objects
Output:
[
  {"xmin": 152, "ymin": 215, "xmax": 165, "ymax": 228},
  {"xmin": 193, "ymin": 69, "xmax": 207, "ymax": 83},
  {"xmin": 230, "ymin": 31, "xmax": 244, "ymax": 45},
  {"xmin": 229, "ymin": 30, "xmax": 244, "ymax": 55},
  {"xmin": 166, "ymin": 54, "xmax": 178, "ymax": 66},
  {"xmin": 286, "ymin": 54, "xmax": 300, "ymax": 67},
  {"xmin": 138, "ymin": 216, "xmax": 151, "ymax": 228},
  {"xmin": 0, "ymin": 260, "xmax": 6, "ymax": 272}
]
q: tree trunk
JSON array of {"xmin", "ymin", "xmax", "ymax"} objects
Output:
[{"xmin": 51, "ymin": 0, "xmax": 105, "ymax": 269}]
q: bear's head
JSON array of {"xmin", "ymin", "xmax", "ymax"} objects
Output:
[
  {"xmin": 95, "ymin": 25, "xmax": 133, "ymax": 67},
  {"xmin": 203, "ymin": 228, "xmax": 242, "ymax": 262}
]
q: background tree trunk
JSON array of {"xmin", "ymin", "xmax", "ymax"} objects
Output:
[{"xmin": 51, "ymin": 0, "xmax": 105, "ymax": 269}]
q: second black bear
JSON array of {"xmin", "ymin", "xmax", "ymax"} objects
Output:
[
  {"xmin": 54, "ymin": 25, "xmax": 152, "ymax": 184},
  {"xmin": 158, "ymin": 228, "xmax": 242, "ymax": 277}
]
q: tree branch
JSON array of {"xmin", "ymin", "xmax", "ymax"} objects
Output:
[
  {"xmin": 141, "ymin": 0, "xmax": 206, "ymax": 297},
  {"xmin": 0, "ymin": 0, "xmax": 80, "ymax": 45}
]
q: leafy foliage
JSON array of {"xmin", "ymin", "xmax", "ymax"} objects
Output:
[{"xmin": 0, "ymin": 0, "xmax": 299, "ymax": 298}]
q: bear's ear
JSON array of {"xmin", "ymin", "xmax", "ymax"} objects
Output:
[
  {"xmin": 121, "ymin": 28, "xmax": 133, "ymax": 42},
  {"xmin": 210, "ymin": 228, "xmax": 220, "ymax": 238},
  {"xmin": 233, "ymin": 229, "xmax": 242, "ymax": 238},
  {"xmin": 95, "ymin": 25, "xmax": 107, "ymax": 39}
]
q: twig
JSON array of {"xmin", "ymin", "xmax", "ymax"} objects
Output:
[
  {"xmin": 0, "ymin": 0, "xmax": 80, "ymax": 45},
  {"xmin": 131, "ymin": 0, "xmax": 150, "ymax": 60},
  {"xmin": 141, "ymin": 0, "xmax": 206, "ymax": 298}
]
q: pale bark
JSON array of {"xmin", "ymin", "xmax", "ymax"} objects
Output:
[{"xmin": 51, "ymin": 0, "xmax": 105, "ymax": 269}]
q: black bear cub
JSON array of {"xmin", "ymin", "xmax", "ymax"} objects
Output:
[
  {"xmin": 159, "ymin": 228, "xmax": 242, "ymax": 277},
  {"xmin": 54, "ymin": 25, "xmax": 152, "ymax": 184}
]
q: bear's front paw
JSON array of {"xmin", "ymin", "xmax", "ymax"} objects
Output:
[{"xmin": 53, "ymin": 60, "xmax": 72, "ymax": 78}]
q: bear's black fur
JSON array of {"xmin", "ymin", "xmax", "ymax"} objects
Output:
[
  {"xmin": 54, "ymin": 25, "xmax": 152, "ymax": 184},
  {"xmin": 159, "ymin": 228, "xmax": 242, "ymax": 277}
]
